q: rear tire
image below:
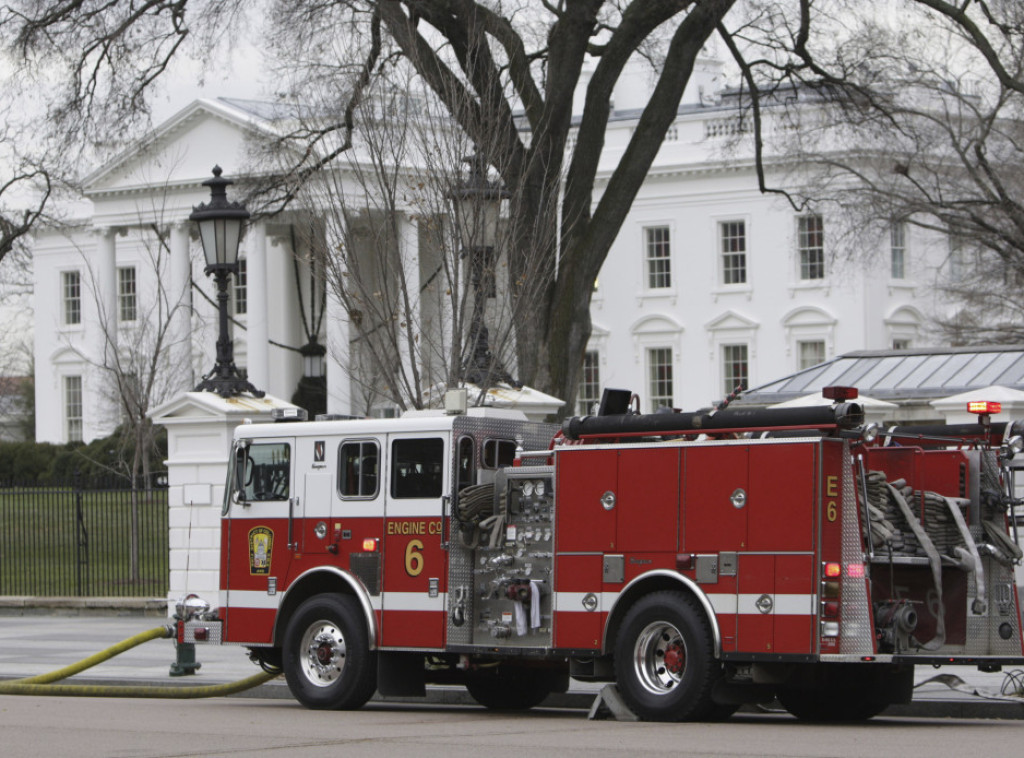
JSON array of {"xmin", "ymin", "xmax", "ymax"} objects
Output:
[
  {"xmin": 613, "ymin": 591, "xmax": 721, "ymax": 721},
  {"xmin": 283, "ymin": 594, "xmax": 377, "ymax": 710}
]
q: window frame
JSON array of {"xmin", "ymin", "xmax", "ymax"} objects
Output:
[
  {"xmin": 390, "ymin": 437, "xmax": 445, "ymax": 499},
  {"xmin": 797, "ymin": 339, "xmax": 826, "ymax": 370},
  {"xmin": 577, "ymin": 350, "xmax": 601, "ymax": 416},
  {"xmin": 890, "ymin": 221, "xmax": 906, "ymax": 280},
  {"xmin": 338, "ymin": 439, "xmax": 380, "ymax": 499},
  {"xmin": 234, "ymin": 257, "xmax": 248, "ymax": 315},
  {"xmin": 719, "ymin": 219, "xmax": 748, "ymax": 286},
  {"xmin": 797, "ymin": 214, "xmax": 825, "ymax": 281},
  {"xmin": 62, "ymin": 270, "xmax": 82, "ymax": 326},
  {"xmin": 118, "ymin": 265, "xmax": 138, "ymax": 323},
  {"xmin": 647, "ymin": 346, "xmax": 674, "ymax": 412},
  {"xmin": 721, "ymin": 343, "xmax": 749, "ymax": 398},
  {"xmin": 64, "ymin": 374, "xmax": 83, "ymax": 442},
  {"xmin": 643, "ymin": 225, "xmax": 672, "ymax": 290}
]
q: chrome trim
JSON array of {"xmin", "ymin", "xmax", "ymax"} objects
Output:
[
  {"xmin": 602, "ymin": 569, "xmax": 722, "ymax": 658},
  {"xmin": 276, "ymin": 566, "xmax": 379, "ymax": 650}
]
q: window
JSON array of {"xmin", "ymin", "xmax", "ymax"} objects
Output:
[
  {"xmin": 339, "ymin": 440, "xmax": 379, "ymax": 498},
  {"xmin": 482, "ymin": 439, "xmax": 516, "ymax": 469},
  {"xmin": 890, "ymin": 222, "xmax": 906, "ymax": 279},
  {"xmin": 234, "ymin": 258, "xmax": 247, "ymax": 315},
  {"xmin": 577, "ymin": 350, "xmax": 601, "ymax": 415},
  {"xmin": 892, "ymin": 338, "xmax": 910, "ymax": 350},
  {"xmin": 118, "ymin": 266, "xmax": 137, "ymax": 322},
  {"xmin": 798, "ymin": 340, "xmax": 826, "ymax": 370},
  {"xmin": 62, "ymin": 271, "xmax": 81, "ymax": 325},
  {"xmin": 64, "ymin": 375, "xmax": 83, "ymax": 442},
  {"xmin": 236, "ymin": 442, "xmax": 290, "ymax": 501},
  {"xmin": 391, "ymin": 438, "xmax": 444, "ymax": 498},
  {"xmin": 797, "ymin": 215, "xmax": 825, "ymax": 280},
  {"xmin": 456, "ymin": 436, "xmax": 475, "ymax": 491},
  {"xmin": 722, "ymin": 344, "xmax": 748, "ymax": 397},
  {"xmin": 647, "ymin": 347, "xmax": 674, "ymax": 412},
  {"xmin": 720, "ymin": 221, "xmax": 747, "ymax": 285},
  {"xmin": 645, "ymin": 226, "xmax": 671, "ymax": 289}
]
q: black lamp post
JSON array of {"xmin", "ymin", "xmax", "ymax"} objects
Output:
[
  {"xmin": 292, "ymin": 336, "xmax": 327, "ymax": 417},
  {"xmin": 448, "ymin": 151, "xmax": 513, "ymax": 387},
  {"xmin": 191, "ymin": 166, "xmax": 265, "ymax": 398}
]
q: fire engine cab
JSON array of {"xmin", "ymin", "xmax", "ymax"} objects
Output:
[{"xmin": 183, "ymin": 387, "xmax": 1024, "ymax": 721}]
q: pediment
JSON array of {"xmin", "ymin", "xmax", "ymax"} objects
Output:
[
  {"xmin": 705, "ymin": 309, "xmax": 759, "ymax": 331},
  {"xmin": 781, "ymin": 305, "xmax": 837, "ymax": 327},
  {"xmin": 82, "ymin": 99, "xmax": 271, "ymax": 198},
  {"xmin": 631, "ymin": 314, "xmax": 683, "ymax": 335}
]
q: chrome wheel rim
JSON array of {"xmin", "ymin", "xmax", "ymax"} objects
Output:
[
  {"xmin": 633, "ymin": 621, "xmax": 686, "ymax": 694},
  {"xmin": 299, "ymin": 619, "xmax": 347, "ymax": 687}
]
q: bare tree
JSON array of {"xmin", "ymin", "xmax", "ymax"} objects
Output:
[
  {"xmin": 8, "ymin": 1, "xmax": 1024, "ymax": 412},
  {"xmin": 717, "ymin": 1, "xmax": 1024, "ymax": 343}
]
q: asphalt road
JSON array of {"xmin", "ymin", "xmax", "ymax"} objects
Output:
[{"xmin": 3, "ymin": 696, "xmax": 1024, "ymax": 758}]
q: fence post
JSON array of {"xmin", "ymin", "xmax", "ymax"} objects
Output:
[{"xmin": 74, "ymin": 470, "xmax": 88, "ymax": 597}]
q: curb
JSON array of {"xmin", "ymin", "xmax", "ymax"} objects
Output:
[{"xmin": 0, "ymin": 597, "xmax": 168, "ymax": 618}]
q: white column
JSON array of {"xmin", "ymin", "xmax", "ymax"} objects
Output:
[
  {"xmin": 169, "ymin": 221, "xmax": 194, "ymax": 385},
  {"xmin": 325, "ymin": 218, "xmax": 352, "ymax": 414},
  {"xmin": 246, "ymin": 219, "xmax": 269, "ymax": 391},
  {"xmin": 397, "ymin": 213, "xmax": 421, "ymax": 400},
  {"xmin": 93, "ymin": 227, "xmax": 119, "ymax": 361}
]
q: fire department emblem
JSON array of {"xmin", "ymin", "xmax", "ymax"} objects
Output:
[{"xmin": 249, "ymin": 526, "xmax": 274, "ymax": 575}]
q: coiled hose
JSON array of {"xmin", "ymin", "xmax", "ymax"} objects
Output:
[{"xmin": 0, "ymin": 625, "xmax": 279, "ymax": 698}]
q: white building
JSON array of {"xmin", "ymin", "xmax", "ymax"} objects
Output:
[{"xmin": 32, "ymin": 70, "xmax": 950, "ymax": 444}]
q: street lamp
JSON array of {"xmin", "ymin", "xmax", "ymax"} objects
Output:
[
  {"xmin": 448, "ymin": 150, "xmax": 513, "ymax": 387},
  {"xmin": 190, "ymin": 166, "xmax": 265, "ymax": 398}
]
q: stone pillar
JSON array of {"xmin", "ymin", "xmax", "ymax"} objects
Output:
[
  {"xmin": 151, "ymin": 391, "xmax": 298, "ymax": 614},
  {"xmin": 246, "ymin": 220, "xmax": 270, "ymax": 391},
  {"xmin": 169, "ymin": 221, "xmax": 194, "ymax": 386}
]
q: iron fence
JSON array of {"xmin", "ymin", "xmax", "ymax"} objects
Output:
[{"xmin": 0, "ymin": 475, "xmax": 168, "ymax": 597}]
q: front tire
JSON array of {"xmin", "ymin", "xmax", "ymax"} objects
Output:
[
  {"xmin": 613, "ymin": 591, "xmax": 720, "ymax": 721},
  {"xmin": 283, "ymin": 594, "xmax": 377, "ymax": 710}
]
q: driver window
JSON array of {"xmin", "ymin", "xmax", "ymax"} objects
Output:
[{"xmin": 239, "ymin": 443, "xmax": 291, "ymax": 501}]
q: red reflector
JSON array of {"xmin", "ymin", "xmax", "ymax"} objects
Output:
[
  {"xmin": 676, "ymin": 554, "xmax": 694, "ymax": 571},
  {"xmin": 193, "ymin": 627, "xmax": 208, "ymax": 641},
  {"xmin": 967, "ymin": 400, "xmax": 1001, "ymax": 415},
  {"xmin": 823, "ymin": 386, "xmax": 858, "ymax": 401},
  {"xmin": 846, "ymin": 563, "xmax": 865, "ymax": 578},
  {"xmin": 824, "ymin": 562, "xmax": 841, "ymax": 578},
  {"xmin": 822, "ymin": 600, "xmax": 839, "ymax": 618},
  {"xmin": 362, "ymin": 538, "xmax": 377, "ymax": 551}
]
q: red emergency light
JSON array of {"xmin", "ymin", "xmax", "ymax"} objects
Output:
[
  {"xmin": 823, "ymin": 386, "xmax": 858, "ymax": 401},
  {"xmin": 967, "ymin": 400, "xmax": 1001, "ymax": 415},
  {"xmin": 362, "ymin": 538, "xmax": 378, "ymax": 552}
]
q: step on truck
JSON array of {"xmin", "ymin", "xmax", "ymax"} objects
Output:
[{"xmin": 179, "ymin": 386, "xmax": 1024, "ymax": 721}]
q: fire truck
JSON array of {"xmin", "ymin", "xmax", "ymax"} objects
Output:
[{"xmin": 183, "ymin": 387, "xmax": 1024, "ymax": 721}]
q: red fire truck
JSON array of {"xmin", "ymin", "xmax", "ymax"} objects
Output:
[{"xmin": 182, "ymin": 387, "xmax": 1024, "ymax": 721}]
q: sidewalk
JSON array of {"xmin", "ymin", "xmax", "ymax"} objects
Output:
[{"xmin": 2, "ymin": 597, "xmax": 1023, "ymax": 718}]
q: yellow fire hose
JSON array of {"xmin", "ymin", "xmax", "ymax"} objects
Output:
[{"xmin": 0, "ymin": 626, "xmax": 280, "ymax": 698}]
